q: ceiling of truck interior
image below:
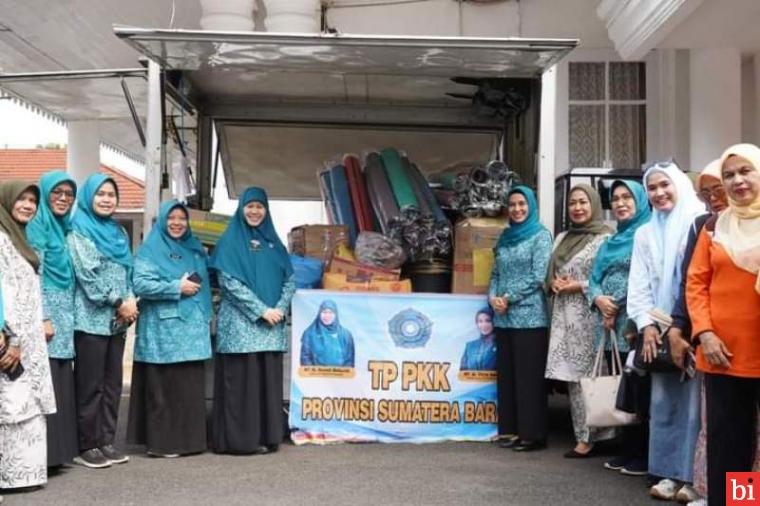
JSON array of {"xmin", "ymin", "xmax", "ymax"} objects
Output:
[
  {"xmin": 114, "ymin": 29, "xmax": 573, "ymax": 199},
  {"xmin": 116, "ymin": 28, "xmax": 575, "ymax": 107},
  {"xmin": 0, "ymin": 29, "xmax": 573, "ymax": 199}
]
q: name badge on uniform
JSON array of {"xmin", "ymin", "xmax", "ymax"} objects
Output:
[
  {"xmin": 250, "ymin": 239, "xmax": 262, "ymax": 252},
  {"xmin": 170, "ymin": 253, "xmax": 182, "ymax": 260}
]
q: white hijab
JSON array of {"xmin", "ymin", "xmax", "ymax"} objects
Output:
[{"xmin": 643, "ymin": 162, "xmax": 705, "ymax": 312}]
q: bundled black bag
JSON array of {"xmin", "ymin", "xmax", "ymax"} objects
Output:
[
  {"xmin": 632, "ymin": 309, "xmax": 681, "ymax": 373},
  {"xmin": 615, "ymin": 360, "xmax": 651, "ymax": 418},
  {"xmin": 632, "ymin": 331, "xmax": 680, "ymax": 373}
]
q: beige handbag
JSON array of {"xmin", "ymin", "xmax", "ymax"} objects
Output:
[{"xmin": 581, "ymin": 330, "xmax": 638, "ymax": 428}]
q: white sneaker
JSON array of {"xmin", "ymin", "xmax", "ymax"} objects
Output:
[
  {"xmin": 650, "ymin": 478, "xmax": 680, "ymax": 500},
  {"xmin": 147, "ymin": 450, "xmax": 180, "ymax": 458},
  {"xmin": 676, "ymin": 485, "xmax": 700, "ymax": 504},
  {"xmin": 686, "ymin": 498, "xmax": 706, "ymax": 506}
]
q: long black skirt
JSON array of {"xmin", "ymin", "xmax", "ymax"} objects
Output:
[
  {"xmin": 212, "ymin": 352, "xmax": 284, "ymax": 454},
  {"xmin": 495, "ymin": 327, "xmax": 549, "ymax": 441},
  {"xmin": 127, "ymin": 360, "xmax": 207, "ymax": 455},
  {"xmin": 47, "ymin": 358, "xmax": 79, "ymax": 466}
]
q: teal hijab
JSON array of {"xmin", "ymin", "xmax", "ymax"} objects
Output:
[
  {"xmin": 590, "ymin": 180, "xmax": 651, "ymax": 285},
  {"xmin": 209, "ymin": 187, "xmax": 293, "ymax": 307},
  {"xmin": 494, "ymin": 186, "xmax": 547, "ymax": 249},
  {"xmin": 26, "ymin": 171, "xmax": 77, "ymax": 290},
  {"xmin": 71, "ymin": 173, "xmax": 133, "ymax": 269},
  {"xmin": 136, "ymin": 200, "xmax": 211, "ymax": 321}
]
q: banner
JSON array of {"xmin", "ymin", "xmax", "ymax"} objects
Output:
[{"xmin": 289, "ymin": 290, "xmax": 497, "ymax": 444}]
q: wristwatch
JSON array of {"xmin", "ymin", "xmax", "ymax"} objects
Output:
[{"xmin": 112, "ymin": 297, "xmax": 123, "ymax": 309}]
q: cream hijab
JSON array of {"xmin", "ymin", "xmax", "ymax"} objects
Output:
[{"xmin": 715, "ymin": 144, "xmax": 760, "ymax": 293}]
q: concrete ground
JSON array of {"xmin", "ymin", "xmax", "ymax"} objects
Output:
[{"xmin": 3, "ymin": 344, "xmax": 657, "ymax": 506}]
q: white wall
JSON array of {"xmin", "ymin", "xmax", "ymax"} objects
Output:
[{"xmin": 742, "ymin": 57, "xmax": 758, "ymax": 144}]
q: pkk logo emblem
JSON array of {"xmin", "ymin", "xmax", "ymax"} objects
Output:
[{"xmin": 388, "ymin": 308, "xmax": 433, "ymax": 348}]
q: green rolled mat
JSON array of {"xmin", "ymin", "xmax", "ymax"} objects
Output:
[
  {"xmin": 381, "ymin": 147, "xmax": 419, "ymax": 210},
  {"xmin": 402, "ymin": 156, "xmax": 431, "ymax": 217}
]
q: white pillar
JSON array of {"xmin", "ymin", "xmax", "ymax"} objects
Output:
[
  {"xmin": 199, "ymin": 0, "xmax": 255, "ymax": 31},
  {"xmin": 143, "ymin": 60, "xmax": 162, "ymax": 237},
  {"xmin": 66, "ymin": 121, "xmax": 100, "ymax": 185},
  {"xmin": 690, "ymin": 48, "xmax": 742, "ymax": 171},
  {"xmin": 538, "ymin": 65, "xmax": 557, "ymax": 233},
  {"xmin": 263, "ymin": 0, "xmax": 320, "ymax": 33}
]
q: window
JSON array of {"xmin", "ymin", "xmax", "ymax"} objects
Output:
[{"xmin": 568, "ymin": 61, "xmax": 646, "ymax": 169}]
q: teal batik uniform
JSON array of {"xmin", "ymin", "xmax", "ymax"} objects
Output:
[
  {"xmin": 587, "ymin": 180, "xmax": 652, "ymax": 352},
  {"xmin": 132, "ymin": 200, "xmax": 212, "ymax": 364},
  {"xmin": 27, "ymin": 171, "xmax": 78, "ymax": 358},
  {"xmin": 68, "ymin": 173, "xmax": 134, "ymax": 336},
  {"xmin": 210, "ymin": 186, "xmax": 296, "ymax": 454},
  {"xmin": 489, "ymin": 230, "xmax": 553, "ymax": 329},
  {"xmin": 215, "ymin": 273, "xmax": 295, "ymax": 353},
  {"xmin": 68, "ymin": 231, "xmax": 134, "ymax": 336}
]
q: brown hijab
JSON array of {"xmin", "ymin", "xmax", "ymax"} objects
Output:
[
  {"xmin": 545, "ymin": 184, "xmax": 612, "ymax": 292},
  {"xmin": 0, "ymin": 180, "xmax": 41, "ymax": 271}
]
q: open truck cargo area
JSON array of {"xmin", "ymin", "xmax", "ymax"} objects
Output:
[{"xmin": 111, "ymin": 28, "xmax": 576, "ymax": 207}]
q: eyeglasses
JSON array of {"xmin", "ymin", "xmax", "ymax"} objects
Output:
[
  {"xmin": 50, "ymin": 189, "xmax": 75, "ymax": 200},
  {"xmin": 644, "ymin": 158, "xmax": 678, "ymax": 172},
  {"xmin": 698, "ymin": 186, "xmax": 726, "ymax": 201}
]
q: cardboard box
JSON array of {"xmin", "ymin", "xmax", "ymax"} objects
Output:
[
  {"xmin": 187, "ymin": 208, "xmax": 231, "ymax": 246},
  {"xmin": 288, "ymin": 224, "xmax": 349, "ymax": 259},
  {"xmin": 327, "ymin": 257, "xmax": 400, "ymax": 282},
  {"xmin": 322, "ymin": 272, "xmax": 412, "ymax": 293},
  {"xmin": 451, "ymin": 217, "xmax": 508, "ymax": 294}
]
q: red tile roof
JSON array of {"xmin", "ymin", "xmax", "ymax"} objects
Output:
[{"xmin": 0, "ymin": 149, "xmax": 144, "ymax": 210}]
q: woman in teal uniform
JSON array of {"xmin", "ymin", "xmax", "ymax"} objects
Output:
[
  {"xmin": 489, "ymin": 185, "xmax": 553, "ymax": 452},
  {"xmin": 210, "ymin": 187, "xmax": 295, "ymax": 455},
  {"xmin": 26, "ymin": 170, "xmax": 79, "ymax": 468},
  {"xmin": 127, "ymin": 200, "xmax": 212, "ymax": 457},
  {"xmin": 300, "ymin": 300, "xmax": 355, "ymax": 368},
  {"xmin": 68, "ymin": 173, "xmax": 137, "ymax": 469}
]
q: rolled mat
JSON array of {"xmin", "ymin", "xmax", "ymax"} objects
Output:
[
  {"xmin": 329, "ymin": 164, "xmax": 359, "ymax": 245},
  {"xmin": 319, "ymin": 169, "xmax": 337, "ymax": 224},
  {"xmin": 408, "ymin": 162, "xmax": 449, "ymax": 224},
  {"xmin": 380, "ymin": 147, "xmax": 418, "ymax": 210},
  {"xmin": 364, "ymin": 152, "xmax": 400, "ymax": 235},
  {"xmin": 402, "ymin": 156, "xmax": 432, "ymax": 217},
  {"xmin": 344, "ymin": 155, "xmax": 375, "ymax": 233}
]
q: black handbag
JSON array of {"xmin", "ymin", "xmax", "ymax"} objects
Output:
[
  {"xmin": 633, "ymin": 327, "xmax": 680, "ymax": 373},
  {"xmin": 615, "ymin": 359, "xmax": 652, "ymax": 417}
]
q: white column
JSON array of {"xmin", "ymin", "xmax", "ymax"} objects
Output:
[
  {"xmin": 690, "ymin": 48, "xmax": 741, "ymax": 171},
  {"xmin": 263, "ymin": 0, "xmax": 320, "ymax": 33},
  {"xmin": 66, "ymin": 121, "xmax": 100, "ymax": 185},
  {"xmin": 538, "ymin": 65, "xmax": 557, "ymax": 233},
  {"xmin": 199, "ymin": 0, "xmax": 255, "ymax": 31},
  {"xmin": 143, "ymin": 60, "xmax": 162, "ymax": 237}
]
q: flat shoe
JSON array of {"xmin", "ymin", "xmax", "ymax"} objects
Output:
[
  {"xmin": 251, "ymin": 446, "xmax": 271, "ymax": 455},
  {"xmin": 499, "ymin": 436, "xmax": 520, "ymax": 449},
  {"xmin": 512, "ymin": 440, "xmax": 546, "ymax": 452},
  {"xmin": 563, "ymin": 448, "xmax": 595, "ymax": 459}
]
